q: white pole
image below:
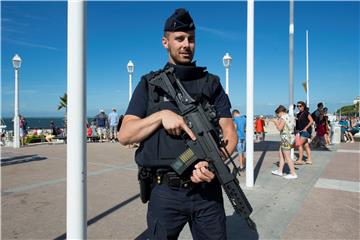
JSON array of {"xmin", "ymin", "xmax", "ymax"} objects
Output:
[
  {"xmin": 225, "ymin": 67, "xmax": 229, "ymax": 95},
  {"xmin": 13, "ymin": 68, "xmax": 20, "ymax": 148},
  {"xmin": 67, "ymin": 1, "xmax": 87, "ymax": 239},
  {"xmin": 246, "ymin": 0, "xmax": 254, "ymax": 187},
  {"xmin": 289, "ymin": 0, "xmax": 296, "ymax": 161},
  {"xmin": 129, "ymin": 73, "xmax": 132, "ymax": 102},
  {"xmin": 289, "ymin": 0, "xmax": 294, "ymax": 111},
  {"xmin": 306, "ymin": 30, "xmax": 310, "ymax": 108}
]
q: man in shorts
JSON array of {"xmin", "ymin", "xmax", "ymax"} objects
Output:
[{"xmin": 232, "ymin": 110, "xmax": 246, "ymax": 171}]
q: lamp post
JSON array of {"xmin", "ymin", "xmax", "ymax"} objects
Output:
[
  {"xmin": 127, "ymin": 60, "xmax": 134, "ymax": 102},
  {"xmin": 222, "ymin": 53, "xmax": 232, "ymax": 95},
  {"xmin": 12, "ymin": 54, "xmax": 22, "ymax": 149}
]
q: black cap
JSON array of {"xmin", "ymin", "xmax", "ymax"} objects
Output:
[{"xmin": 164, "ymin": 8, "xmax": 195, "ymax": 32}]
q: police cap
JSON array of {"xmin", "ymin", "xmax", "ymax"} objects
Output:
[{"xmin": 164, "ymin": 8, "xmax": 195, "ymax": 32}]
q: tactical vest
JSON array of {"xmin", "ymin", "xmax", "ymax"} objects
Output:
[{"xmin": 134, "ymin": 64, "xmax": 221, "ymax": 168}]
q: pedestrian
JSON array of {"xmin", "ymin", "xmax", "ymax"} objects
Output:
[
  {"xmin": 324, "ymin": 115, "xmax": 331, "ymax": 145},
  {"xmin": 95, "ymin": 109, "xmax": 108, "ymax": 142},
  {"xmin": 255, "ymin": 115, "xmax": 265, "ymax": 142},
  {"xmin": 108, "ymin": 108, "xmax": 120, "ymax": 143},
  {"xmin": 271, "ymin": 105, "xmax": 297, "ymax": 179},
  {"xmin": 90, "ymin": 120, "xmax": 97, "ymax": 142},
  {"xmin": 118, "ymin": 8, "xmax": 237, "ymax": 239},
  {"xmin": 19, "ymin": 115, "xmax": 28, "ymax": 146},
  {"xmin": 311, "ymin": 102, "xmax": 324, "ymax": 127},
  {"xmin": 294, "ymin": 101, "xmax": 314, "ymax": 165},
  {"xmin": 232, "ymin": 109, "xmax": 246, "ymax": 171}
]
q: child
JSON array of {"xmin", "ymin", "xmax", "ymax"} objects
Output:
[
  {"xmin": 271, "ymin": 105, "xmax": 298, "ymax": 179},
  {"xmin": 87, "ymin": 124, "xmax": 93, "ymax": 142},
  {"xmin": 90, "ymin": 121, "xmax": 97, "ymax": 142},
  {"xmin": 315, "ymin": 118, "xmax": 327, "ymax": 148}
]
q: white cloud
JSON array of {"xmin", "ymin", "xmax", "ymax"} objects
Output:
[
  {"xmin": 197, "ymin": 26, "xmax": 243, "ymax": 41},
  {"xmin": 4, "ymin": 38, "xmax": 60, "ymax": 51}
]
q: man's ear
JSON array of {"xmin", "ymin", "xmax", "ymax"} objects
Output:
[{"xmin": 162, "ymin": 36, "xmax": 168, "ymax": 49}]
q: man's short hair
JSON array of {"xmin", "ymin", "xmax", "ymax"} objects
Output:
[
  {"xmin": 232, "ymin": 109, "xmax": 240, "ymax": 115},
  {"xmin": 317, "ymin": 102, "xmax": 324, "ymax": 108}
]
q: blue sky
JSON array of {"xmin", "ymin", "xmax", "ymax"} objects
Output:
[{"xmin": 1, "ymin": 1, "xmax": 359, "ymax": 117}]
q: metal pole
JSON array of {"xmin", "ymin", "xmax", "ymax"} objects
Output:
[
  {"xmin": 306, "ymin": 30, "xmax": 309, "ymax": 108},
  {"xmin": 246, "ymin": 0, "xmax": 254, "ymax": 187},
  {"xmin": 67, "ymin": 0, "xmax": 87, "ymax": 239},
  {"xmin": 129, "ymin": 73, "xmax": 132, "ymax": 102},
  {"xmin": 225, "ymin": 67, "xmax": 229, "ymax": 95},
  {"xmin": 289, "ymin": 0, "xmax": 294, "ymax": 111},
  {"xmin": 13, "ymin": 68, "xmax": 20, "ymax": 148},
  {"xmin": 289, "ymin": 0, "xmax": 296, "ymax": 160}
]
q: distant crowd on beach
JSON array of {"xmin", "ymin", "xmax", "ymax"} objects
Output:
[
  {"xmin": 86, "ymin": 108, "xmax": 124, "ymax": 143},
  {"xmin": 2, "ymin": 103, "xmax": 359, "ymax": 150},
  {"xmin": 0, "ymin": 108, "xmax": 125, "ymax": 146}
]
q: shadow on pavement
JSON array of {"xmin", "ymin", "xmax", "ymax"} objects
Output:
[
  {"xmin": 254, "ymin": 140, "xmax": 280, "ymax": 152},
  {"xmin": 254, "ymin": 141, "xmax": 279, "ymax": 183},
  {"xmin": 54, "ymin": 193, "xmax": 140, "ymax": 240},
  {"xmin": 1, "ymin": 154, "xmax": 48, "ymax": 167}
]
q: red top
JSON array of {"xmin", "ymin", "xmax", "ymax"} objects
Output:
[
  {"xmin": 316, "ymin": 124, "xmax": 326, "ymax": 137},
  {"xmin": 255, "ymin": 118, "xmax": 265, "ymax": 133}
]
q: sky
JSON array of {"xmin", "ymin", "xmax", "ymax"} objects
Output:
[{"xmin": 1, "ymin": 1, "xmax": 359, "ymax": 117}]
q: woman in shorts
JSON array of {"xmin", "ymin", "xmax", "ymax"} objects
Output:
[
  {"xmin": 272, "ymin": 105, "xmax": 297, "ymax": 179},
  {"xmin": 295, "ymin": 101, "xmax": 314, "ymax": 165}
]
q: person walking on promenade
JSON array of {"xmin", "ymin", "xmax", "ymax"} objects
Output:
[
  {"xmin": 232, "ymin": 109, "xmax": 246, "ymax": 171},
  {"xmin": 95, "ymin": 109, "xmax": 108, "ymax": 142},
  {"xmin": 19, "ymin": 115, "xmax": 28, "ymax": 146},
  {"xmin": 295, "ymin": 101, "xmax": 314, "ymax": 165},
  {"xmin": 255, "ymin": 115, "xmax": 265, "ymax": 142},
  {"xmin": 311, "ymin": 102, "xmax": 324, "ymax": 127},
  {"xmin": 108, "ymin": 108, "xmax": 120, "ymax": 143},
  {"xmin": 118, "ymin": 8, "xmax": 237, "ymax": 239},
  {"xmin": 271, "ymin": 105, "xmax": 297, "ymax": 179}
]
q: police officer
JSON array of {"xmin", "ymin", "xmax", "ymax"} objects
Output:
[{"xmin": 119, "ymin": 8, "xmax": 237, "ymax": 240}]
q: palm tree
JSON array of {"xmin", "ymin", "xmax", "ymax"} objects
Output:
[
  {"xmin": 57, "ymin": 93, "xmax": 67, "ymax": 111},
  {"xmin": 58, "ymin": 93, "xmax": 67, "ymax": 136}
]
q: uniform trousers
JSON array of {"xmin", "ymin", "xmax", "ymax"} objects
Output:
[{"xmin": 145, "ymin": 180, "xmax": 226, "ymax": 240}]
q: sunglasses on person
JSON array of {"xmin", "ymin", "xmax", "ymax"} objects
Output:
[{"xmin": 297, "ymin": 104, "xmax": 303, "ymax": 107}]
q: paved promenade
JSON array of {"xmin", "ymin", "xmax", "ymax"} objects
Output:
[{"xmin": 1, "ymin": 135, "xmax": 359, "ymax": 240}]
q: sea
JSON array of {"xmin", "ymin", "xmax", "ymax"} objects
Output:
[{"xmin": 1, "ymin": 117, "xmax": 96, "ymax": 131}]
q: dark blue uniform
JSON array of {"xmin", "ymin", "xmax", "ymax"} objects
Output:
[{"xmin": 126, "ymin": 63, "xmax": 232, "ymax": 240}]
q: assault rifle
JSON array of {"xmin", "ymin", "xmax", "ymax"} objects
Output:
[{"xmin": 150, "ymin": 67, "xmax": 256, "ymax": 230}]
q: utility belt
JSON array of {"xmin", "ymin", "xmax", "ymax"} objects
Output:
[{"xmin": 138, "ymin": 167, "xmax": 194, "ymax": 203}]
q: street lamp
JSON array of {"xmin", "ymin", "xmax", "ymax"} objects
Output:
[
  {"xmin": 12, "ymin": 54, "xmax": 22, "ymax": 148},
  {"xmin": 223, "ymin": 53, "xmax": 232, "ymax": 95},
  {"xmin": 127, "ymin": 60, "xmax": 134, "ymax": 102}
]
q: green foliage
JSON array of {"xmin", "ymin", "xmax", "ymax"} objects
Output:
[
  {"xmin": 25, "ymin": 134, "xmax": 46, "ymax": 144},
  {"xmin": 58, "ymin": 93, "xmax": 67, "ymax": 111},
  {"xmin": 336, "ymin": 102, "xmax": 360, "ymax": 116}
]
